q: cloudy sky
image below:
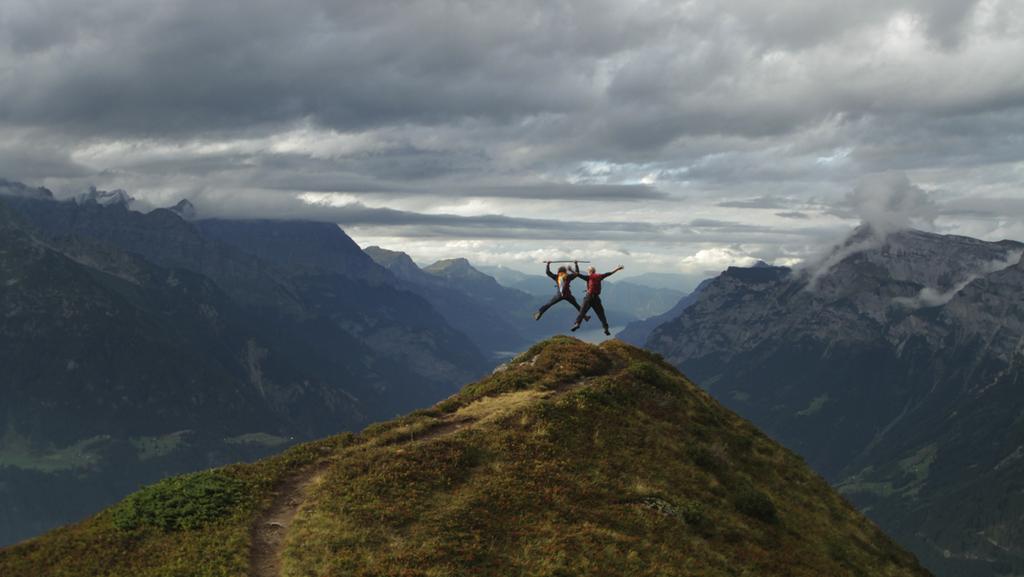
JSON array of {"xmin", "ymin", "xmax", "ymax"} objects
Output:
[{"xmin": 2, "ymin": 0, "xmax": 1023, "ymax": 286}]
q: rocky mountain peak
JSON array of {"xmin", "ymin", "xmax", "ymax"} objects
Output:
[
  {"xmin": 167, "ymin": 199, "xmax": 197, "ymax": 220},
  {"xmin": 364, "ymin": 245, "xmax": 415, "ymax": 267},
  {"xmin": 76, "ymin": 186, "xmax": 134, "ymax": 207},
  {"xmin": 364, "ymin": 246, "xmax": 423, "ymax": 279},
  {"xmin": 803, "ymin": 226, "xmax": 1023, "ymax": 297}
]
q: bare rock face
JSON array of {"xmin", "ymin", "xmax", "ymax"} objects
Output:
[{"xmin": 648, "ymin": 225, "xmax": 1024, "ymax": 577}]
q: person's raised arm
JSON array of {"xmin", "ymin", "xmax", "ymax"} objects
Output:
[
  {"xmin": 577, "ymin": 264, "xmax": 590, "ymax": 281},
  {"xmin": 604, "ymin": 264, "xmax": 625, "ymax": 277},
  {"xmin": 570, "ymin": 260, "xmax": 581, "ymax": 279},
  {"xmin": 545, "ymin": 261, "xmax": 557, "ymax": 280}
]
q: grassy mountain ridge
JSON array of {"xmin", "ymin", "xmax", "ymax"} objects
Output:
[{"xmin": 0, "ymin": 338, "xmax": 929, "ymax": 577}]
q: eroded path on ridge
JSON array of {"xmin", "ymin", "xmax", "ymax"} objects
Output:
[
  {"xmin": 247, "ymin": 417, "xmax": 477, "ymax": 577},
  {"xmin": 249, "ymin": 464, "xmax": 328, "ymax": 577}
]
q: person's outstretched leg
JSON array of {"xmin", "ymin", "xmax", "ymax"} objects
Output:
[
  {"xmin": 535, "ymin": 294, "xmax": 562, "ymax": 320},
  {"xmin": 571, "ymin": 295, "xmax": 593, "ymax": 331},
  {"xmin": 565, "ymin": 295, "xmax": 591, "ymax": 321},
  {"xmin": 591, "ymin": 296, "xmax": 610, "ymax": 335}
]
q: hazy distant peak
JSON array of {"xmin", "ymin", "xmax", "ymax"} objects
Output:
[
  {"xmin": 423, "ymin": 258, "xmax": 506, "ymax": 292},
  {"xmin": 364, "ymin": 245, "xmax": 410, "ymax": 263},
  {"xmin": 427, "ymin": 257, "xmax": 472, "ymax": 270},
  {"xmin": 364, "ymin": 245, "xmax": 424, "ymax": 276},
  {"xmin": 167, "ymin": 199, "xmax": 197, "ymax": 220},
  {"xmin": 0, "ymin": 178, "xmax": 54, "ymax": 201},
  {"xmin": 77, "ymin": 186, "xmax": 134, "ymax": 207},
  {"xmin": 424, "ymin": 257, "xmax": 482, "ymax": 278}
]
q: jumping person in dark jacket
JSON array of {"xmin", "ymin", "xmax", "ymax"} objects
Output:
[
  {"xmin": 571, "ymin": 264, "xmax": 624, "ymax": 336},
  {"xmin": 534, "ymin": 261, "xmax": 589, "ymax": 321}
]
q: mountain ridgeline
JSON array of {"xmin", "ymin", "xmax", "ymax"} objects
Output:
[
  {"xmin": 477, "ymin": 262, "xmax": 687, "ymax": 324},
  {"xmin": 647, "ymin": 226, "xmax": 1024, "ymax": 577},
  {"xmin": 0, "ymin": 338, "xmax": 930, "ymax": 577},
  {"xmin": 0, "ymin": 187, "xmax": 490, "ymax": 545},
  {"xmin": 366, "ymin": 248, "xmax": 686, "ymax": 353},
  {"xmin": 364, "ymin": 248, "xmax": 530, "ymax": 353}
]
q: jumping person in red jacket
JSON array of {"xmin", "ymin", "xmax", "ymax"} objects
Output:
[
  {"xmin": 571, "ymin": 264, "xmax": 624, "ymax": 336},
  {"xmin": 534, "ymin": 261, "xmax": 589, "ymax": 321}
]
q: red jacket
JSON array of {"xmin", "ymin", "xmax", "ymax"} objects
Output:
[{"xmin": 580, "ymin": 272, "xmax": 607, "ymax": 295}]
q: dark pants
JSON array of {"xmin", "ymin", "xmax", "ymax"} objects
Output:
[
  {"xmin": 575, "ymin": 294, "xmax": 608, "ymax": 329},
  {"xmin": 536, "ymin": 293, "xmax": 581, "ymax": 319}
]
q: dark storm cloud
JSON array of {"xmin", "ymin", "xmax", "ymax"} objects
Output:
[
  {"xmin": 717, "ymin": 196, "xmax": 792, "ymax": 209},
  {"xmin": 0, "ymin": 147, "xmax": 91, "ymax": 180},
  {"xmin": 0, "ymin": 0, "xmax": 621, "ymax": 137},
  {"xmin": 466, "ymin": 184, "xmax": 668, "ymax": 201},
  {"xmin": 845, "ymin": 109, "xmax": 1024, "ymax": 173},
  {"xmin": 940, "ymin": 197, "xmax": 1024, "ymax": 218},
  {"xmin": 1, "ymin": 0, "xmax": 1014, "ymax": 143},
  {"xmin": 0, "ymin": 0, "xmax": 1020, "ymax": 262},
  {"xmin": 688, "ymin": 218, "xmax": 776, "ymax": 233},
  {"xmin": 776, "ymin": 211, "xmax": 811, "ymax": 220},
  {"xmin": 0, "ymin": 129, "xmax": 93, "ymax": 180},
  {"xmin": 186, "ymin": 190, "xmax": 825, "ymax": 243},
  {"xmin": 88, "ymin": 145, "xmax": 669, "ymax": 201},
  {"xmin": 200, "ymin": 197, "xmax": 673, "ymax": 241}
]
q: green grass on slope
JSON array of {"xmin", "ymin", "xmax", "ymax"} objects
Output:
[
  {"xmin": 0, "ymin": 337, "xmax": 930, "ymax": 577},
  {"xmin": 286, "ymin": 338, "xmax": 928, "ymax": 577},
  {"xmin": 0, "ymin": 435, "xmax": 351, "ymax": 577}
]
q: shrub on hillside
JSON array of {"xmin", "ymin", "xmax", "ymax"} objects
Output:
[
  {"xmin": 734, "ymin": 486, "xmax": 778, "ymax": 524},
  {"xmin": 111, "ymin": 471, "xmax": 246, "ymax": 531}
]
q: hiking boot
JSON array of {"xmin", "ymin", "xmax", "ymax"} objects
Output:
[
  {"xmin": 603, "ymin": 327, "xmax": 611, "ymax": 336},
  {"xmin": 570, "ymin": 324, "xmax": 580, "ymax": 332}
]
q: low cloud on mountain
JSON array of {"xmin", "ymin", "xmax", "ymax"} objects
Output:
[{"xmin": 840, "ymin": 173, "xmax": 941, "ymax": 234}]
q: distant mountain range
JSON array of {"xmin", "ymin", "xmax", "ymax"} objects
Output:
[
  {"xmin": 647, "ymin": 225, "xmax": 1024, "ymax": 577},
  {"xmin": 476, "ymin": 263, "xmax": 686, "ymax": 324},
  {"xmin": 0, "ymin": 337, "xmax": 931, "ymax": 577},
  {"xmin": 364, "ymin": 248, "xmax": 528, "ymax": 354},
  {"xmin": 617, "ymin": 277, "xmax": 712, "ymax": 345},
  {"xmin": 480, "ymin": 265, "xmax": 701, "ymax": 294},
  {"xmin": 366, "ymin": 250, "xmax": 685, "ymax": 351},
  {"xmin": 618, "ymin": 271, "xmax": 702, "ymax": 292},
  {"xmin": 0, "ymin": 183, "xmax": 490, "ymax": 545}
]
